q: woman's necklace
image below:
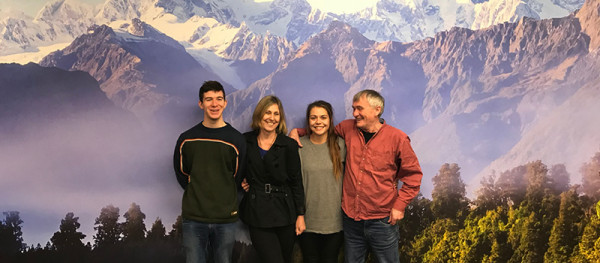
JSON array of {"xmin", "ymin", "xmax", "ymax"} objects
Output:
[{"xmin": 258, "ymin": 133, "xmax": 277, "ymax": 150}]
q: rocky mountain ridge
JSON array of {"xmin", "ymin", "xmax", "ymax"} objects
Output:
[
  {"xmin": 0, "ymin": 0, "xmax": 586, "ymax": 57},
  {"xmin": 224, "ymin": 0, "xmax": 600, "ymax": 193},
  {"xmin": 39, "ymin": 19, "xmax": 228, "ymax": 121}
]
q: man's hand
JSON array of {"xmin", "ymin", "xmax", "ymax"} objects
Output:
[
  {"xmin": 241, "ymin": 179, "xmax": 250, "ymax": 192},
  {"xmin": 388, "ymin": 208, "xmax": 404, "ymax": 225},
  {"xmin": 295, "ymin": 215, "xmax": 306, "ymax": 235},
  {"xmin": 288, "ymin": 128, "xmax": 303, "ymax": 147}
]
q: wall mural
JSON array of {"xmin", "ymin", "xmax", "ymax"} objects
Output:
[{"xmin": 1, "ymin": 0, "xmax": 600, "ymax": 262}]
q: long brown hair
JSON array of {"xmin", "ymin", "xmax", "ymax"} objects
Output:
[{"xmin": 305, "ymin": 100, "xmax": 343, "ymax": 180}]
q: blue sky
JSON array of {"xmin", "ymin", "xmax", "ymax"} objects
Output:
[
  {"xmin": 2, "ymin": 0, "xmax": 379, "ymax": 16},
  {"xmin": 1, "ymin": 0, "xmax": 104, "ymax": 16}
]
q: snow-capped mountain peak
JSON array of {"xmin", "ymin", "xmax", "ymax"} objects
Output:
[
  {"xmin": 110, "ymin": 18, "xmax": 185, "ymax": 51},
  {"xmin": 34, "ymin": 0, "xmax": 95, "ymax": 23}
]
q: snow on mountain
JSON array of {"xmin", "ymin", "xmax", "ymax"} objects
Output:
[
  {"xmin": 0, "ymin": 11, "xmax": 43, "ymax": 54},
  {"xmin": 33, "ymin": 0, "xmax": 95, "ymax": 42},
  {"xmin": 96, "ymin": 0, "xmax": 145, "ymax": 23},
  {"xmin": 39, "ymin": 21, "xmax": 229, "ymax": 120},
  {"xmin": 1, "ymin": 0, "xmax": 587, "ymax": 60},
  {"xmin": 0, "ymin": 0, "xmax": 95, "ymax": 56},
  {"xmin": 471, "ymin": 0, "xmax": 587, "ymax": 30},
  {"xmin": 330, "ymin": 0, "xmax": 473, "ymax": 43},
  {"xmin": 35, "ymin": 0, "xmax": 95, "ymax": 24},
  {"xmin": 0, "ymin": 43, "xmax": 71, "ymax": 64},
  {"xmin": 110, "ymin": 18, "xmax": 185, "ymax": 51}
]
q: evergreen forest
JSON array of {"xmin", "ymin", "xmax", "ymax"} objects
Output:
[{"xmin": 2, "ymin": 152, "xmax": 600, "ymax": 263}]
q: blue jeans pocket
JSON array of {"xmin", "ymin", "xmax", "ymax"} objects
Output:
[{"xmin": 378, "ymin": 216, "xmax": 391, "ymax": 225}]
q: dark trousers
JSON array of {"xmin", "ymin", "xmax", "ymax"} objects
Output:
[
  {"xmin": 249, "ymin": 224, "xmax": 296, "ymax": 263},
  {"xmin": 299, "ymin": 231, "xmax": 344, "ymax": 263}
]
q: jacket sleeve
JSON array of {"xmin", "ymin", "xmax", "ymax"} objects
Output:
[
  {"xmin": 173, "ymin": 136, "xmax": 189, "ymax": 189},
  {"xmin": 286, "ymin": 139, "xmax": 305, "ymax": 215}
]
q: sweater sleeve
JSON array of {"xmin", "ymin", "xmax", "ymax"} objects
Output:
[{"xmin": 173, "ymin": 136, "xmax": 189, "ymax": 189}]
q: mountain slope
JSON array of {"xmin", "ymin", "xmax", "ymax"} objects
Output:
[
  {"xmin": 0, "ymin": 62, "xmax": 133, "ymax": 137},
  {"xmin": 476, "ymin": 51, "xmax": 600, "ymax": 189},
  {"xmin": 225, "ymin": 21, "xmax": 427, "ymax": 132},
  {"xmin": 226, "ymin": 1, "xmax": 598, "ymax": 194},
  {"xmin": 39, "ymin": 19, "xmax": 228, "ymax": 120}
]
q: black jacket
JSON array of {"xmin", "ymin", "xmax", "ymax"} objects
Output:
[{"xmin": 239, "ymin": 130, "xmax": 305, "ymax": 228}]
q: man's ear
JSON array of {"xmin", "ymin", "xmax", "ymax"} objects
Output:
[{"xmin": 198, "ymin": 100, "xmax": 204, "ymax": 110}]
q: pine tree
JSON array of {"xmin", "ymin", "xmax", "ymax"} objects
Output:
[
  {"xmin": 122, "ymin": 202, "xmax": 146, "ymax": 244},
  {"xmin": 544, "ymin": 187, "xmax": 585, "ymax": 262},
  {"xmin": 573, "ymin": 201, "xmax": 600, "ymax": 262},
  {"xmin": 50, "ymin": 212, "xmax": 88, "ymax": 262},
  {"xmin": 398, "ymin": 193, "xmax": 434, "ymax": 262},
  {"xmin": 0, "ymin": 211, "xmax": 25, "ymax": 259},
  {"xmin": 93, "ymin": 205, "xmax": 121, "ymax": 249},
  {"xmin": 409, "ymin": 218, "xmax": 460, "ymax": 262},
  {"xmin": 581, "ymin": 152, "xmax": 600, "ymax": 200},
  {"xmin": 474, "ymin": 172, "xmax": 503, "ymax": 214},
  {"xmin": 147, "ymin": 217, "xmax": 166, "ymax": 241},
  {"xmin": 50, "ymin": 212, "xmax": 87, "ymax": 251},
  {"xmin": 431, "ymin": 163, "xmax": 469, "ymax": 220},
  {"xmin": 168, "ymin": 215, "xmax": 183, "ymax": 243},
  {"xmin": 548, "ymin": 164, "xmax": 570, "ymax": 194},
  {"xmin": 496, "ymin": 165, "xmax": 528, "ymax": 207},
  {"xmin": 507, "ymin": 161, "xmax": 560, "ymax": 263},
  {"xmin": 459, "ymin": 207, "xmax": 511, "ymax": 262}
]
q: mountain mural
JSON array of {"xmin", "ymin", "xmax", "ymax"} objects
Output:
[
  {"xmin": 475, "ymin": 0, "xmax": 600, "ymax": 190},
  {"xmin": 224, "ymin": 0, "xmax": 600, "ymax": 194},
  {"xmin": 0, "ymin": 0, "xmax": 586, "ymax": 57},
  {"xmin": 3, "ymin": 0, "xmax": 596, "ymax": 195},
  {"xmin": 38, "ymin": 19, "xmax": 229, "ymax": 121},
  {"xmin": 0, "ymin": 62, "xmax": 181, "ymax": 247},
  {"xmin": 2, "ymin": 0, "xmax": 600, "ymax": 248},
  {"xmin": 0, "ymin": 62, "xmax": 131, "ymax": 136}
]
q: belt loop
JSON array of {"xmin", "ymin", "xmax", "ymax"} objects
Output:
[{"xmin": 265, "ymin": 183, "xmax": 271, "ymax": 194}]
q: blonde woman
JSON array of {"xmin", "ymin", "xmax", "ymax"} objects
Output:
[{"xmin": 239, "ymin": 95, "xmax": 306, "ymax": 263}]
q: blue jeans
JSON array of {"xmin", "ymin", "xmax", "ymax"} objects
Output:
[
  {"xmin": 343, "ymin": 213, "xmax": 399, "ymax": 263},
  {"xmin": 182, "ymin": 219, "xmax": 236, "ymax": 263}
]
